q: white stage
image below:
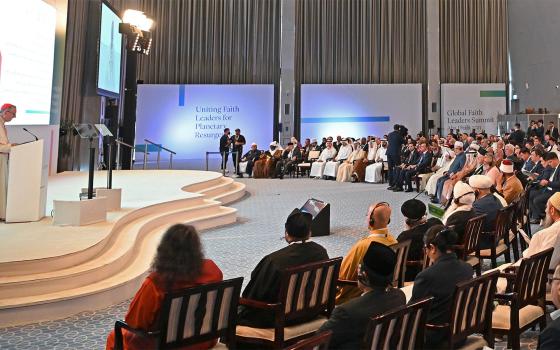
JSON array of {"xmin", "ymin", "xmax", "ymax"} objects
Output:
[{"xmin": 0, "ymin": 170, "xmax": 246, "ymax": 327}]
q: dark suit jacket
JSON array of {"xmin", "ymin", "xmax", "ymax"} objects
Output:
[
  {"xmin": 547, "ymin": 127, "xmax": 560, "ymax": 140},
  {"xmin": 411, "ymin": 253, "xmax": 473, "ymax": 347},
  {"xmin": 387, "ymin": 131, "xmax": 404, "ymax": 157},
  {"xmin": 319, "ymin": 288, "xmax": 406, "ymax": 350},
  {"xmin": 416, "ymin": 151, "xmax": 433, "ymax": 174},
  {"xmin": 397, "ymin": 218, "xmax": 441, "ymax": 281},
  {"xmin": 242, "ymin": 149, "xmax": 262, "ymax": 162},
  {"xmin": 539, "ymin": 316, "xmax": 560, "ymax": 350},
  {"xmin": 473, "ymin": 194, "xmax": 504, "ymax": 248},
  {"xmin": 445, "ymin": 209, "xmax": 478, "ymax": 244},
  {"xmin": 403, "ymin": 150, "xmax": 419, "ymax": 166},
  {"xmin": 537, "ymin": 126, "xmax": 545, "ymax": 140},
  {"xmin": 238, "ymin": 242, "xmax": 329, "ymax": 327},
  {"xmin": 510, "ymin": 129, "xmax": 525, "ymax": 145},
  {"xmin": 545, "ymin": 166, "xmax": 560, "ymax": 190},
  {"xmin": 537, "ymin": 166, "xmax": 553, "ymax": 181},
  {"xmin": 282, "ymin": 147, "xmax": 302, "ymax": 161}
]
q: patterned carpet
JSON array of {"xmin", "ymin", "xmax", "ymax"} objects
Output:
[{"xmin": 0, "ymin": 178, "xmax": 543, "ymax": 349}]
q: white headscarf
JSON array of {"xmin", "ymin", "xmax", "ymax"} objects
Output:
[{"xmin": 442, "ymin": 182, "xmax": 476, "ymax": 224}]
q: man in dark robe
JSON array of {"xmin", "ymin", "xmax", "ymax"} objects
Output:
[
  {"xmin": 397, "ymin": 199, "xmax": 441, "ymax": 281},
  {"xmin": 237, "ymin": 210, "xmax": 329, "ymax": 328},
  {"xmin": 318, "ymin": 242, "xmax": 406, "ymax": 350}
]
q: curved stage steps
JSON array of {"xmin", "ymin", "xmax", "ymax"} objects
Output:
[{"xmin": 0, "ymin": 171, "xmax": 246, "ymax": 327}]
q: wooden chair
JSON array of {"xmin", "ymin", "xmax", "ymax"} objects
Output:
[
  {"xmin": 282, "ymin": 330, "xmax": 332, "ymax": 350},
  {"xmin": 364, "ymin": 297, "xmax": 433, "ymax": 350},
  {"xmin": 492, "ymin": 248, "xmax": 553, "ymax": 350},
  {"xmin": 426, "ymin": 271, "xmax": 499, "ymax": 350},
  {"xmin": 297, "ymin": 150, "xmax": 320, "ymax": 177},
  {"xmin": 114, "ymin": 277, "xmax": 243, "ymax": 350},
  {"xmin": 456, "ymin": 214, "xmax": 486, "ymax": 276},
  {"xmin": 236, "ymin": 258, "xmax": 342, "ymax": 349},
  {"xmin": 514, "ymin": 191, "xmax": 530, "ymax": 253},
  {"xmin": 477, "ymin": 204, "xmax": 516, "ymax": 268},
  {"xmin": 390, "ymin": 240, "xmax": 411, "ymax": 288}
]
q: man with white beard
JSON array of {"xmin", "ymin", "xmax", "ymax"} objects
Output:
[
  {"xmin": 310, "ymin": 138, "xmax": 337, "ymax": 179},
  {"xmin": 493, "ymin": 192, "xmax": 560, "ymax": 293},
  {"xmin": 324, "ymin": 138, "xmax": 353, "ymax": 179}
]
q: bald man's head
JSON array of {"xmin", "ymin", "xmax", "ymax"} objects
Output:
[{"xmin": 367, "ymin": 202, "xmax": 392, "ymax": 229}]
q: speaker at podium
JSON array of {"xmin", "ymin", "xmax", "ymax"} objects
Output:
[{"xmin": 292, "ymin": 198, "xmax": 330, "ymax": 236}]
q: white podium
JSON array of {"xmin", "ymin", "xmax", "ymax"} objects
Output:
[{"xmin": 6, "ymin": 140, "xmax": 47, "ymax": 223}]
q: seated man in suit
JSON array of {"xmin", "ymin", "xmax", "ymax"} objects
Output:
[
  {"xmin": 275, "ymin": 142, "xmax": 302, "ymax": 179},
  {"xmin": 318, "ymin": 242, "xmax": 406, "ymax": 350},
  {"xmin": 336, "ymin": 202, "xmax": 397, "ymax": 304},
  {"xmin": 410, "ymin": 226, "xmax": 473, "ymax": 348},
  {"xmin": 237, "ymin": 210, "xmax": 329, "ymax": 328},
  {"xmin": 240, "ymin": 143, "xmax": 262, "ymax": 177},
  {"xmin": 469, "ymin": 175, "xmax": 504, "ymax": 249},
  {"xmin": 538, "ymin": 265, "xmax": 560, "ymax": 350},
  {"xmin": 391, "ymin": 142, "xmax": 418, "ymax": 191},
  {"xmin": 530, "ymin": 151, "xmax": 560, "ymax": 224},
  {"xmin": 394, "ymin": 142, "xmax": 432, "ymax": 192}
]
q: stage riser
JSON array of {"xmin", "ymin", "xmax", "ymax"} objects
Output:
[
  {"xmin": 0, "ymin": 197, "xmax": 209, "ymax": 277},
  {"xmin": 0, "ymin": 202, "xmax": 225, "ymax": 299}
]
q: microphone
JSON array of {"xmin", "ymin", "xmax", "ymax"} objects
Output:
[{"xmin": 23, "ymin": 128, "xmax": 39, "ymax": 141}]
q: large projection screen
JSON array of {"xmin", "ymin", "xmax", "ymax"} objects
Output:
[
  {"xmin": 136, "ymin": 84, "xmax": 274, "ymax": 166},
  {"xmin": 0, "ymin": 0, "xmax": 56, "ymax": 125},
  {"xmin": 300, "ymin": 84, "xmax": 423, "ymax": 139},
  {"xmin": 97, "ymin": 2, "xmax": 122, "ymax": 97}
]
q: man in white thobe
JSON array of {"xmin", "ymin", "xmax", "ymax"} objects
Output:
[
  {"xmin": 310, "ymin": 138, "xmax": 337, "ymax": 178},
  {"xmin": 324, "ymin": 138, "xmax": 352, "ymax": 179},
  {"xmin": 364, "ymin": 142, "xmax": 387, "ymax": 183},
  {"xmin": 0, "ymin": 104, "xmax": 17, "ymax": 220}
]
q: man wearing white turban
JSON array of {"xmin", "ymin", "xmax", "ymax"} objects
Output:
[
  {"xmin": 443, "ymin": 181, "xmax": 478, "ymax": 242},
  {"xmin": 470, "ymin": 174, "xmax": 504, "ymax": 249}
]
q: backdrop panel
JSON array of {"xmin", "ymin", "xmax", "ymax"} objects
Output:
[
  {"xmin": 136, "ymin": 84, "xmax": 274, "ymax": 163},
  {"xmin": 441, "ymin": 83, "xmax": 506, "ymax": 134},
  {"xmin": 300, "ymin": 84, "xmax": 422, "ymax": 139}
]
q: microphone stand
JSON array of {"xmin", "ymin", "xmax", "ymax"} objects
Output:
[{"xmin": 88, "ymin": 136, "xmax": 95, "ymax": 200}]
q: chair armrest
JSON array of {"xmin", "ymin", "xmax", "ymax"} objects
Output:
[
  {"xmin": 504, "ymin": 265, "xmax": 519, "ymax": 274},
  {"xmin": 425, "ymin": 323, "xmax": 450, "ymax": 330},
  {"xmin": 114, "ymin": 320, "xmax": 158, "ymax": 350},
  {"xmin": 406, "ymin": 260, "xmax": 424, "ymax": 267},
  {"xmin": 498, "ymin": 272, "xmax": 517, "ymax": 280},
  {"xmin": 337, "ymin": 279, "xmax": 358, "ymax": 286},
  {"xmin": 494, "ymin": 292, "xmax": 517, "ymax": 302},
  {"xmin": 239, "ymin": 298, "xmax": 282, "ymax": 311}
]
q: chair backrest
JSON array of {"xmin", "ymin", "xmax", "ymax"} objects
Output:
[
  {"xmin": 282, "ymin": 330, "xmax": 332, "ymax": 350},
  {"xmin": 156, "ymin": 277, "xmax": 243, "ymax": 349},
  {"xmin": 364, "ymin": 297, "xmax": 433, "ymax": 350},
  {"xmin": 494, "ymin": 204, "xmax": 515, "ymax": 244},
  {"xmin": 515, "ymin": 191, "xmax": 528, "ymax": 227},
  {"xmin": 462, "ymin": 214, "xmax": 486, "ymax": 257},
  {"xmin": 390, "ymin": 240, "xmax": 411, "ymax": 288},
  {"xmin": 308, "ymin": 150, "xmax": 320, "ymax": 160},
  {"xmin": 448, "ymin": 272, "xmax": 499, "ymax": 346},
  {"xmin": 513, "ymin": 248, "xmax": 554, "ymax": 309},
  {"xmin": 279, "ymin": 257, "xmax": 343, "ymax": 324}
]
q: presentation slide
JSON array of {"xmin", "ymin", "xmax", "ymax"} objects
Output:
[
  {"xmin": 0, "ymin": 0, "xmax": 56, "ymax": 125},
  {"xmin": 136, "ymin": 84, "xmax": 274, "ymax": 160},
  {"xmin": 98, "ymin": 2, "xmax": 122, "ymax": 96},
  {"xmin": 301, "ymin": 84, "xmax": 423, "ymax": 139}
]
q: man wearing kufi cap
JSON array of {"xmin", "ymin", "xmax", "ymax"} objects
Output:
[
  {"xmin": 496, "ymin": 159, "xmax": 523, "ymax": 204},
  {"xmin": 238, "ymin": 210, "xmax": 328, "ymax": 327},
  {"xmin": 397, "ymin": 199, "xmax": 441, "ymax": 280},
  {"xmin": 470, "ymin": 174, "xmax": 505, "ymax": 249},
  {"xmin": 432, "ymin": 140, "xmax": 466, "ymax": 203},
  {"xmin": 0, "ymin": 103, "xmax": 17, "ymax": 220},
  {"xmin": 239, "ymin": 142, "xmax": 262, "ymax": 177},
  {"xmin": 319, "ymin": 242, "xmax": 406, "ymax": 350}
]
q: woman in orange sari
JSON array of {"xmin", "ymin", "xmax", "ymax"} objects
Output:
[{"xmin": 106, "ymin": 224, "xmax": 223, "ymax": 350}]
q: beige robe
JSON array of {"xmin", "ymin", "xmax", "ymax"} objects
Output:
[
  {"xmin": 0, "ymin": 118, "xmax": 12, "ymax": 219},
  {"xmin": 336, "ymin": 149, "xmax": 365, "ymax": 182}
]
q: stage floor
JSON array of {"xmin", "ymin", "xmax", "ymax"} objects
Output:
[{"xmin": 0, "ymin": 170, "xmax": 222, "ymax": 263}]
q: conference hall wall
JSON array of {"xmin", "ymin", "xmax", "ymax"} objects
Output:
[
  {"xmin": 300, "ymin": 84, "xmax": 423, "ymax": 140},
  {"xmin": 136, "ymin": 84, "xmax": 274, "ymax": 169}
]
